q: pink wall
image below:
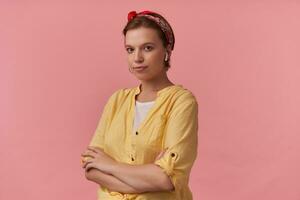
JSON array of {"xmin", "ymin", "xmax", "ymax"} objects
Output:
[{"xmin": 1, "ymin": 1, "xmax": 299, "ymax": 200}]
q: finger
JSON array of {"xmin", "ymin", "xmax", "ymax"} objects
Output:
[
  {"xmin": 87, "ymin": 146, "xmax": 103, "ymax": 153},
  {"xmin": 81, "ymin": 150, "xmax": 97, "ymax": 158},
  {"xmin": 80, "ymin": 157, "xmax": 85, "ymax": 165},
  {"xmin": 89, "ymin": 146, "xmax": 104, "ymax": 152},
  {"xmin": 159, "ymin": 148, "xmax": 168, "ymax": 155},
  {"xmin": 82, "ymin": 159, "xmax": 94, "ymax": 168},
  {"xmin": 81, "ymin": 156, "xmax": 90, "ymax": 166},
  {"xmin": 155, "ymin": 148, "xmax": 168, "ymax": 160},
  {"xmin": 155, "ymin": 152, "xmax": 164, "ymax": 160},
  {"xmin": 81, "ymin": 149, "xmax": 95, "ymax": 156},
  {"xmin": 85, "ymin": 163, "xmax": 95, "ymax": 171},
  {"xmin": 81, "ymin": 155, "xmax": 91, "ymax": 164}
]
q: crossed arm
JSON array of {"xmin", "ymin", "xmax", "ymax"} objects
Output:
[
  {"xmin": 81, "ymin": 147, "xmax": 174, "ymax": 194},
  {"xmin": 84, "ymin": 168, "xmax": 139, "ymax": 194}
]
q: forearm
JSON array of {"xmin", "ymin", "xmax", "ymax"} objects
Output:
[
  {"xmin": 85, "ymin": 168, "xmax": 143, "ymax": 194},
  {"xmin": 108, "ymin": 163, "xmax": 174, "ymax": 192}
]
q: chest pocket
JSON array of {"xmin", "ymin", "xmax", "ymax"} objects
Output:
[{"xmin": 148, "ymin": 114, "xmax": 168, "ymax": 147}]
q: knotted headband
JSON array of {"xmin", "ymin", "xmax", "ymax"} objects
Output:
[{"xmin": 127, "ymin": 10, "xmax": 174, "ymax": 55}]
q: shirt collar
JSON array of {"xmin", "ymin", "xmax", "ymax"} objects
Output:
[{"xmin": 134, "ymin": 83, "xmax": 183, "ymax": 97}]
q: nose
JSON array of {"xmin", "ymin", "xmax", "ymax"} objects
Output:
[{"xmin": 134, "ymin": 49, "xmax": 144, "ymax": 63}]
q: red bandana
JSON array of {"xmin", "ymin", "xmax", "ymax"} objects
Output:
[{"xmin": 127, "ymin": 10, "xmax": 174, "ymax": 56}]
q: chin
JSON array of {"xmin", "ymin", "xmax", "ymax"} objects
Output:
[{"xmin": 134, "ymin": 74, "xmax": 154, "ymax": 81}]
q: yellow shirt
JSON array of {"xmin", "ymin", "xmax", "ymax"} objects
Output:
[{"xmin": 87, "ymin": 83, "xmax": 198, "ymax": 200}]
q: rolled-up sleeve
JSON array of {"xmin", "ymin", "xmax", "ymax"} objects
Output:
[{"xmin": 154, "ymin": 95, "xmax": 198, "ymax": 192}]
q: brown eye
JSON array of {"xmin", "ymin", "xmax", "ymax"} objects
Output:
[
  {"xmin": 145, "ymin": 46, "xmax": 153, "ymax": 51},
  {"xmin": 126, "ymin": 48, "xmax": 133, "ymax": 53}
]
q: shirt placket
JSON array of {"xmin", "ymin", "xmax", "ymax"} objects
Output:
[
  {"xmin": 127, "ymin": 94, "xmax": 137, "ymax": 163},
  {"xmin": 129, "ymin": 125, "xmax": 138, "ymax": 163}
]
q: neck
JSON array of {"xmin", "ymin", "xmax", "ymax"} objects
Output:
[{"xmin": 139, "ymin": 73, "xmax": 174, "ymax": 93}]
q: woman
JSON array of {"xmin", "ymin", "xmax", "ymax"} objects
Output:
[{"xmin": 81, "ymin": 10, "xmax": 198, "ymax": 200}]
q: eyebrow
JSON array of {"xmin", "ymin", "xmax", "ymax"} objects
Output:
[{"xmin": 124, "ymin": 42, "xmax": 155, "ymax": 47}]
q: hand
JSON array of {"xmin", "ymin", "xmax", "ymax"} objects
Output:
[
  {"xmin": 81, "ymin": 146, "xmax": 116, "ymax": 174},
  {"xmin": 155, "ymin": 148, "xmax": 168, "ymax": 161}
]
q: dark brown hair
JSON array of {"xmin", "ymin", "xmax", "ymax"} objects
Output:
[{"xmin": 122, "ymin": 12, "xmax": 175, "ymax": 71}]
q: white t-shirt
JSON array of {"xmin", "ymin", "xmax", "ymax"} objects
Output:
[{"xmin": 133, "ymin": 100, "xmax": 155, "ymax": 134}]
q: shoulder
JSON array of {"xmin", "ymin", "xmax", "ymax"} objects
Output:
[
  {"xmin": 168, "ymin": 87, "xmax": 198, "ymax": 117},
  {"xmin": 173, "ymin": 86, "xmax": 198, "ymax": 106},
  {"xmin": 106, "ymin": 86, "xmax": 134, "ymax": 104}
]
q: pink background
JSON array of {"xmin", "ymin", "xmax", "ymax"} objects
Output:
[{"xmin": 1, "ymin": 1, "xmax": 300, "ymax": 200}]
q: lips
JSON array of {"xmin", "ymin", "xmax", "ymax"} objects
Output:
[
  {"xmin": 134, "ymin": 66, "xmax": 148, "ymax": 69},
  {"xmin": 133, "ymin": 66, "xmax": 148, "ymax": 72}
]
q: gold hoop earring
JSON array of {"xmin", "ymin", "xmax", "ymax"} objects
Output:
[{"xmin": 128, "ymin": 67, "xmax": 133, "ymax": 73}]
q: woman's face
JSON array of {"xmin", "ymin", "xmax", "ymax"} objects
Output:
[{"xmin": 124, "ymin": 27, "xmax": 167, "ymax": 81}]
